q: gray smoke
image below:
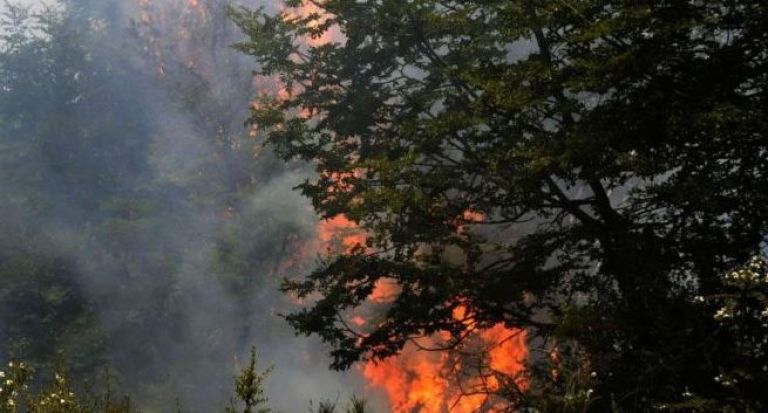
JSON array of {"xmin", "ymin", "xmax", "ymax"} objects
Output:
[{"xmin": 0, "ymin": 0, "xmax": 386, "ymax": 411}]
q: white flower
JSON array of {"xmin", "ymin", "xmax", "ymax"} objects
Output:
[
  {"xmin": 0, "ymin": 371, "xmax": 5, "ymax": 378},
  {"xmin": 714, "ymin": 307, "xmax": 732, "ymax": 321}
]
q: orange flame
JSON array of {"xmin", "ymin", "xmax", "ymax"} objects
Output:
[
  {"xmin": 282, "ymin": 0, "xmax": 341, "ymax": 48},
  {"xmin": 250, "ymin": 0, "xmax": 345, "ymax": 132},
  {"xmin": 315, "ymin": 208, "xmax": 528, "ymax": 412},
  {"xmin": 318, "ymin": 214, "xmax": 366, "ymax": 253},
  {"xmin": 361, "ymin": 311, "xmax": 527, "ymax": 413},
  {"xmin": 266, "ymin": 2, "xmax": 530, "ymax": 409}
]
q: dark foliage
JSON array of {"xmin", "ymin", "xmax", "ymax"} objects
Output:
[{"xmin": 232, "ymin": 0, "xmax": 768, "ymax": 411}]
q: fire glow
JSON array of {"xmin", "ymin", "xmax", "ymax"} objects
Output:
[
  {"xmin": 362, "ymin": 329, "xmax": 528, "ymax": 413},
  {"xmin": 318, "ymin": 213, "xmax": 529, "ymax": 412},
  {"xmin": 283, "ymin": 0, "xmax": 531, "ymax": 407},
  {"xmin": 143, "ymin": 0, "xmax": 530, "ymax": 409}
]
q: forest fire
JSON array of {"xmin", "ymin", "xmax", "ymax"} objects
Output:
[
  {"xmin": 0, "ymin": 0, "xmax": 758, "ymax": 411},
  {"xmin": 359, "ymin": 305, "xmax": 528, "ymax": 413},
  {"xmin": 317, "ymin": 215, "xmax": 366, "ymax": 253},
  {"xmin": 250, "ymin": 1, "xmax": 531, "ymax": 409},
  {"xmin": 298, "ymin": 6, "xmax": 530, "ymax": 392},
  {"xmin": 362, "ymin": 326, "xmax": 528, "ymax": 413},
  {"xmin": 134, "ymin": 0, "xmax": 210, "ymax": 77},
  {"xmin": 281, "ymin": 0, "xmax": 341, "ymax": 48},
  {"xmin": 316, "ymin": 213, "xmax": 528, "ymax": 412}
]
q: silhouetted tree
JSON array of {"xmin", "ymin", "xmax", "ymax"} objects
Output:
[{"xmin": 231, "ymin": 1, "xmax": 768, "ymax": 411}]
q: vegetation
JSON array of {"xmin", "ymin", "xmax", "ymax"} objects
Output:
[
  {"xmin": 0, "ymin": 256, "xmax": 106, "ymax": 378},
  {"xmin": 0, "ymin": 0, "xmax": 766, "ymax": 411},
  {"xmin": 225, "ymin": 348, "xmax": 272, "ymax": 413},
  {"xmin": 0, "ymin": 360, "xmax": 131, "ymax": 413},
  {"xmin": 0, "ymin": 353, "xmax": 367, "ymax": 413},
  {"xmin": 230, "ymin": 0, "xmax": 768, "ymax": 411},
  {"xmin": 0, "ymin": 0, "xmax": 319, "ymax": 411}
]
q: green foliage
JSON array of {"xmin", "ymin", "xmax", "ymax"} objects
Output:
[
  {"xmin": 521, "ymin": 343, "xmax": 596, "ymax": 413},
  {"xmin": 0, "ymin": 361, "xmax": 130, "ymax": 413},
  {"xmin": 0, "ymin": 361, "xmax": 33, "ymax": 413},
  {"xmin": 0, "ymin": 255, "xmax": 106, "ymax": 379},
  {"xmin": 225, "ymin": 348, "xmax": 273, "ymax": 413},
  {"xmin": 673, "ymin": 255, "xmax": 768, "ymax": 413},
  {"xmin": 0, "ymin": 357, "xmax": 368, "ymax": 413},
  {"xmin": 232, "ymin": 0, "xmax": 768, "ymax": 411}
]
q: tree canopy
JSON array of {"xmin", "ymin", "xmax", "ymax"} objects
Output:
[{"xmin": 231, "ymin": 0, "xmax": 768, "ymax": 411}]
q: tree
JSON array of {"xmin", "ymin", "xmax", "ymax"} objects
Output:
[
  {"xmin": 0, "ymin": 255, "xmax": 106, "ymax": 379},
  {"xmin": 0, "ymin": 3, "xmax": 110, "ymax": 379},
  {"xmin": 225, "ymin": 347, "xmax": 273, "ymax": 413},
  {"xmin": 231, "ymin": 0, "xmax": 768, "ymax": 411},
  {"xmin": 0, "ymin": 1, "xmax": 291, "ymax": 408}
]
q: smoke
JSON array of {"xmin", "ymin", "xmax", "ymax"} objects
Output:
[{"xmin": 0, "ymin": 0, "xmax": 383, "ymax": 411}]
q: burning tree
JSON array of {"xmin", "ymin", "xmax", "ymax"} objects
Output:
[{"xmin": 231, "ymin": 0, "xmax": 768, "ymax": 412}]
